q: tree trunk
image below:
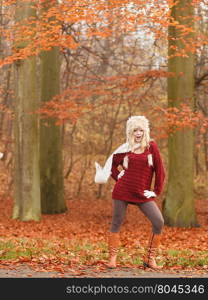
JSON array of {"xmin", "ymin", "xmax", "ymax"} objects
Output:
[
  {"xmin": 203, "ymin": 131, "xmax": 208, "ymax": 171},
  {"xmin": 162, "ymin": 0, "xmax": 198, "ymax": 227},
  {"xmin": 40, "ymin": 47, "xmax": 66, "ymax": 214},
  {"xmin": 13, "ymin": 1, "xmax": 41, "ymax": 221}
]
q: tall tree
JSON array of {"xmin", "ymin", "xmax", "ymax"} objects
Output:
[
  {"xmin": 39, "ymin": 0, "xmax": 66, "ymax": 214},
  {"xmin": 13, "ymin": 0, "xmax": 41, "ymax": 221},
  {"xmin": 162, "ymin": 0, "xmax": 198, "ymax": 227}
]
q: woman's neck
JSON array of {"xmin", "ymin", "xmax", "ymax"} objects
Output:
[
  {"xmin": 133, "ymin": 149, "xmax": 144, "ymax": 154},
  {"xmin": 132, "ymin": 142, "xmax": 144, "ymax": 154}
]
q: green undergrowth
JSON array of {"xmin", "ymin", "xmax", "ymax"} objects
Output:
[
  {"xmin": 0, "ymin": 237, "xmax": 208, "ymax": 269},
  {"xmin": 165, "ymin": 249, "xmax": 208, "ymax": 267}
]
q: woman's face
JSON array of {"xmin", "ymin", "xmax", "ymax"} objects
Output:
[{"xmin": 133, "ymin": 127, "xmax": 144, "ymax": 143}]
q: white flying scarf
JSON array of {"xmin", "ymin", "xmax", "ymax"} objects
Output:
[
  {"xmin": 94, "ymin": 115, "xmax": 153, "ymax": 184},
  {"xmin": 94, "ymin": 142, "xmax": 129, "ymax": 184}
]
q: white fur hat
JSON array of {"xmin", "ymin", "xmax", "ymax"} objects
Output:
[
  {"xmin": 126, "ymin": 115, "xmax": 150, "ymax": 148},
  {"xmin": 126, "ymin": 116, "xmax": 150, "ymax": 139}
]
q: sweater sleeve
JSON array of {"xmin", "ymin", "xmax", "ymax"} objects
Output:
[
  {"xmin": 111, "ymin": 153, "xmax": 125, "ymax": 181},
  {"xmin": 151, "ymin": 142, "xmax": 165, "ymax": 196}
]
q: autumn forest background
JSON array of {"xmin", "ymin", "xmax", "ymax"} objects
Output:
[{"xmin": 0, "ymin": 0, "xmax": 208, "ymax": 276}]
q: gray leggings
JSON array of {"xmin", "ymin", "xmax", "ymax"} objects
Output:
[{"xmin": 110, "ymin": 199, "xmax": 164, "ymax": 234}]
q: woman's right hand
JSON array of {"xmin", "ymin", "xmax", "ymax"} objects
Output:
[{"xmin": 118, "ymin": 170, "xmax": 125, "ymax": 179}]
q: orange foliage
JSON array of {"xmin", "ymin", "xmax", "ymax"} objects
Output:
[
  {"xmin": 0, "ymin": 0, "xmax": 207, "ymax": 68},
  {"xmin": 0, "ymin": 196, "xmax": 208, "ymax": 275},
  {"xmin": 154, "ymin": 104, "xmax": 208, "ymax": 139},
  {"xmin": 1, "ymin": 0, "xmax": 207, "ymax": 130},
  {"xmin": 35, "ymin": 70, "xmax": 172, "ymax": 124}
]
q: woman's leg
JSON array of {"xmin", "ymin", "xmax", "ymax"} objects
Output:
[
  {"xmin": 137, "ymin": 201, "xmax": 164, "ymax": 269},
  {"xmin": 108, "ymin": 199, "xmax": 128, "ymax": 268},
  {"xmin": 138, "ymin": 201, "xmax": 164, "ymax": 235},
  {"xmin": 110, "ymin": 199, "xmax": 128, "ymax": 232}
]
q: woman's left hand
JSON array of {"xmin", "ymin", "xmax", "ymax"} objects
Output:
[{"xmin": 144, "ymin": 190, "xmax": 156, "ymax": 198}]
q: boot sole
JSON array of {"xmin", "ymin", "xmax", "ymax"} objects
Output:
[
  {"xmin": 143, "ymin": 262, "xmax": 162, "ymax": 270},
  {"xmin": 106, "ymin": 265, "xmax": 116, "ymax": 269}
]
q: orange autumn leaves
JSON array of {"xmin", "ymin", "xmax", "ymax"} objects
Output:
[
  {"xmin": 0, "ymin": 196, "xmax": 208, "ymax": 275},
  {"xmin": 1, "ymin": 0, "xmax": 207, "ymax": 68},
  {"xmin": 1, "ymin": 1, "xmax": 208, "ymax": 135}
]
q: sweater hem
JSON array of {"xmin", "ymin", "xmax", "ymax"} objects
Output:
[{"xmin": 112, "ymin": 195, "xmax": 156, "ymax": 204}]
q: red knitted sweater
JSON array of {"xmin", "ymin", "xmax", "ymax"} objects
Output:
[{"xmin": 111, "ymin": 141, "xmax": 165, "ymax": 203}]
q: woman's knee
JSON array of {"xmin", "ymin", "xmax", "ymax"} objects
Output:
[
  {"xmin": 110, "ymin": 199, "xmax": 127, "ymax": 232},
  {"xmin": 111, "ymin": 213, "xmax": 124, "ymax": 232},
  {"xmin": 153, "ymin": 216, "xmax": 164, "ymax": 234},
  {"xmin": 110, "ymin": 222, "xmax": 122, "ymax": 233}
]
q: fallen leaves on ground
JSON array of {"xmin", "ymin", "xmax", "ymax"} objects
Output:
[{"xmin": 0, "ymin": 196, "xmax": 208, "ymax": 277}]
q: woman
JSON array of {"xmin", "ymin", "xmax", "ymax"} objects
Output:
[{"xmin": 95, "ymin": 116, "xmax": 165, "ymax": 270}]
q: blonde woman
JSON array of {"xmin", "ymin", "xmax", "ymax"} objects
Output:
[{"xmin": 95, "ymin": 116, "xmax": 165, "ymax": 270}]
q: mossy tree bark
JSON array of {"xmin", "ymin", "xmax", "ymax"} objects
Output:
[
  {"xmin": 162, "ymin": 0, "xmax": 198, "ymax": 227},
  {"xmin": 39, "ymin": 2, "xmax": 66, "ymax": 214},
  {"xmin": 13, "ymin": 1, "xmax": 41, "ymax": 221}
]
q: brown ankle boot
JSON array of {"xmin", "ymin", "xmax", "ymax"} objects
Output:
[
  {"xmin": 143, "ymin": 233, "xmax": 162, "ymax": 270},
  {"xmin": 107, "ymin": 232, "xmax": 120, "ymax": 268}
]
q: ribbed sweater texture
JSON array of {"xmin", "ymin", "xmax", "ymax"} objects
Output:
[{"xmin": 111, "ymin": 141, "xmax": 165, "ymax": 203}]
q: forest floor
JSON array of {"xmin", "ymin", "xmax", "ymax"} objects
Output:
[{"xmin": 0, "ymin": 195, "xmax": 208, "ymax": 278}]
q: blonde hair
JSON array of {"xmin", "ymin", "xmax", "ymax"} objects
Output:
[{"xmin": 126, "ymin": 116, "xmax": 150, "ymax": 152}]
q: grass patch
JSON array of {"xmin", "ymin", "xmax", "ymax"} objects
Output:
[
  {"xmin": 1, "ymin": 238, "xmax": 208, "ymax": 269},
  {"xmin": 166, "ymin": 249, "xmax": 208, "ymax": 267},
  {"xmin": 0, "ymin": 237, "xmax": 54, "ymax": 260}
]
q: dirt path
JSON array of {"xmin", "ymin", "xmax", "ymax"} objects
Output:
[
  {"xmin": 1, "ymin": 264, "xmax": 207, "ymax": 299},
  {"xmin": 0, "ymin": 264, "xmax": 207, "ymax": 278}
]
